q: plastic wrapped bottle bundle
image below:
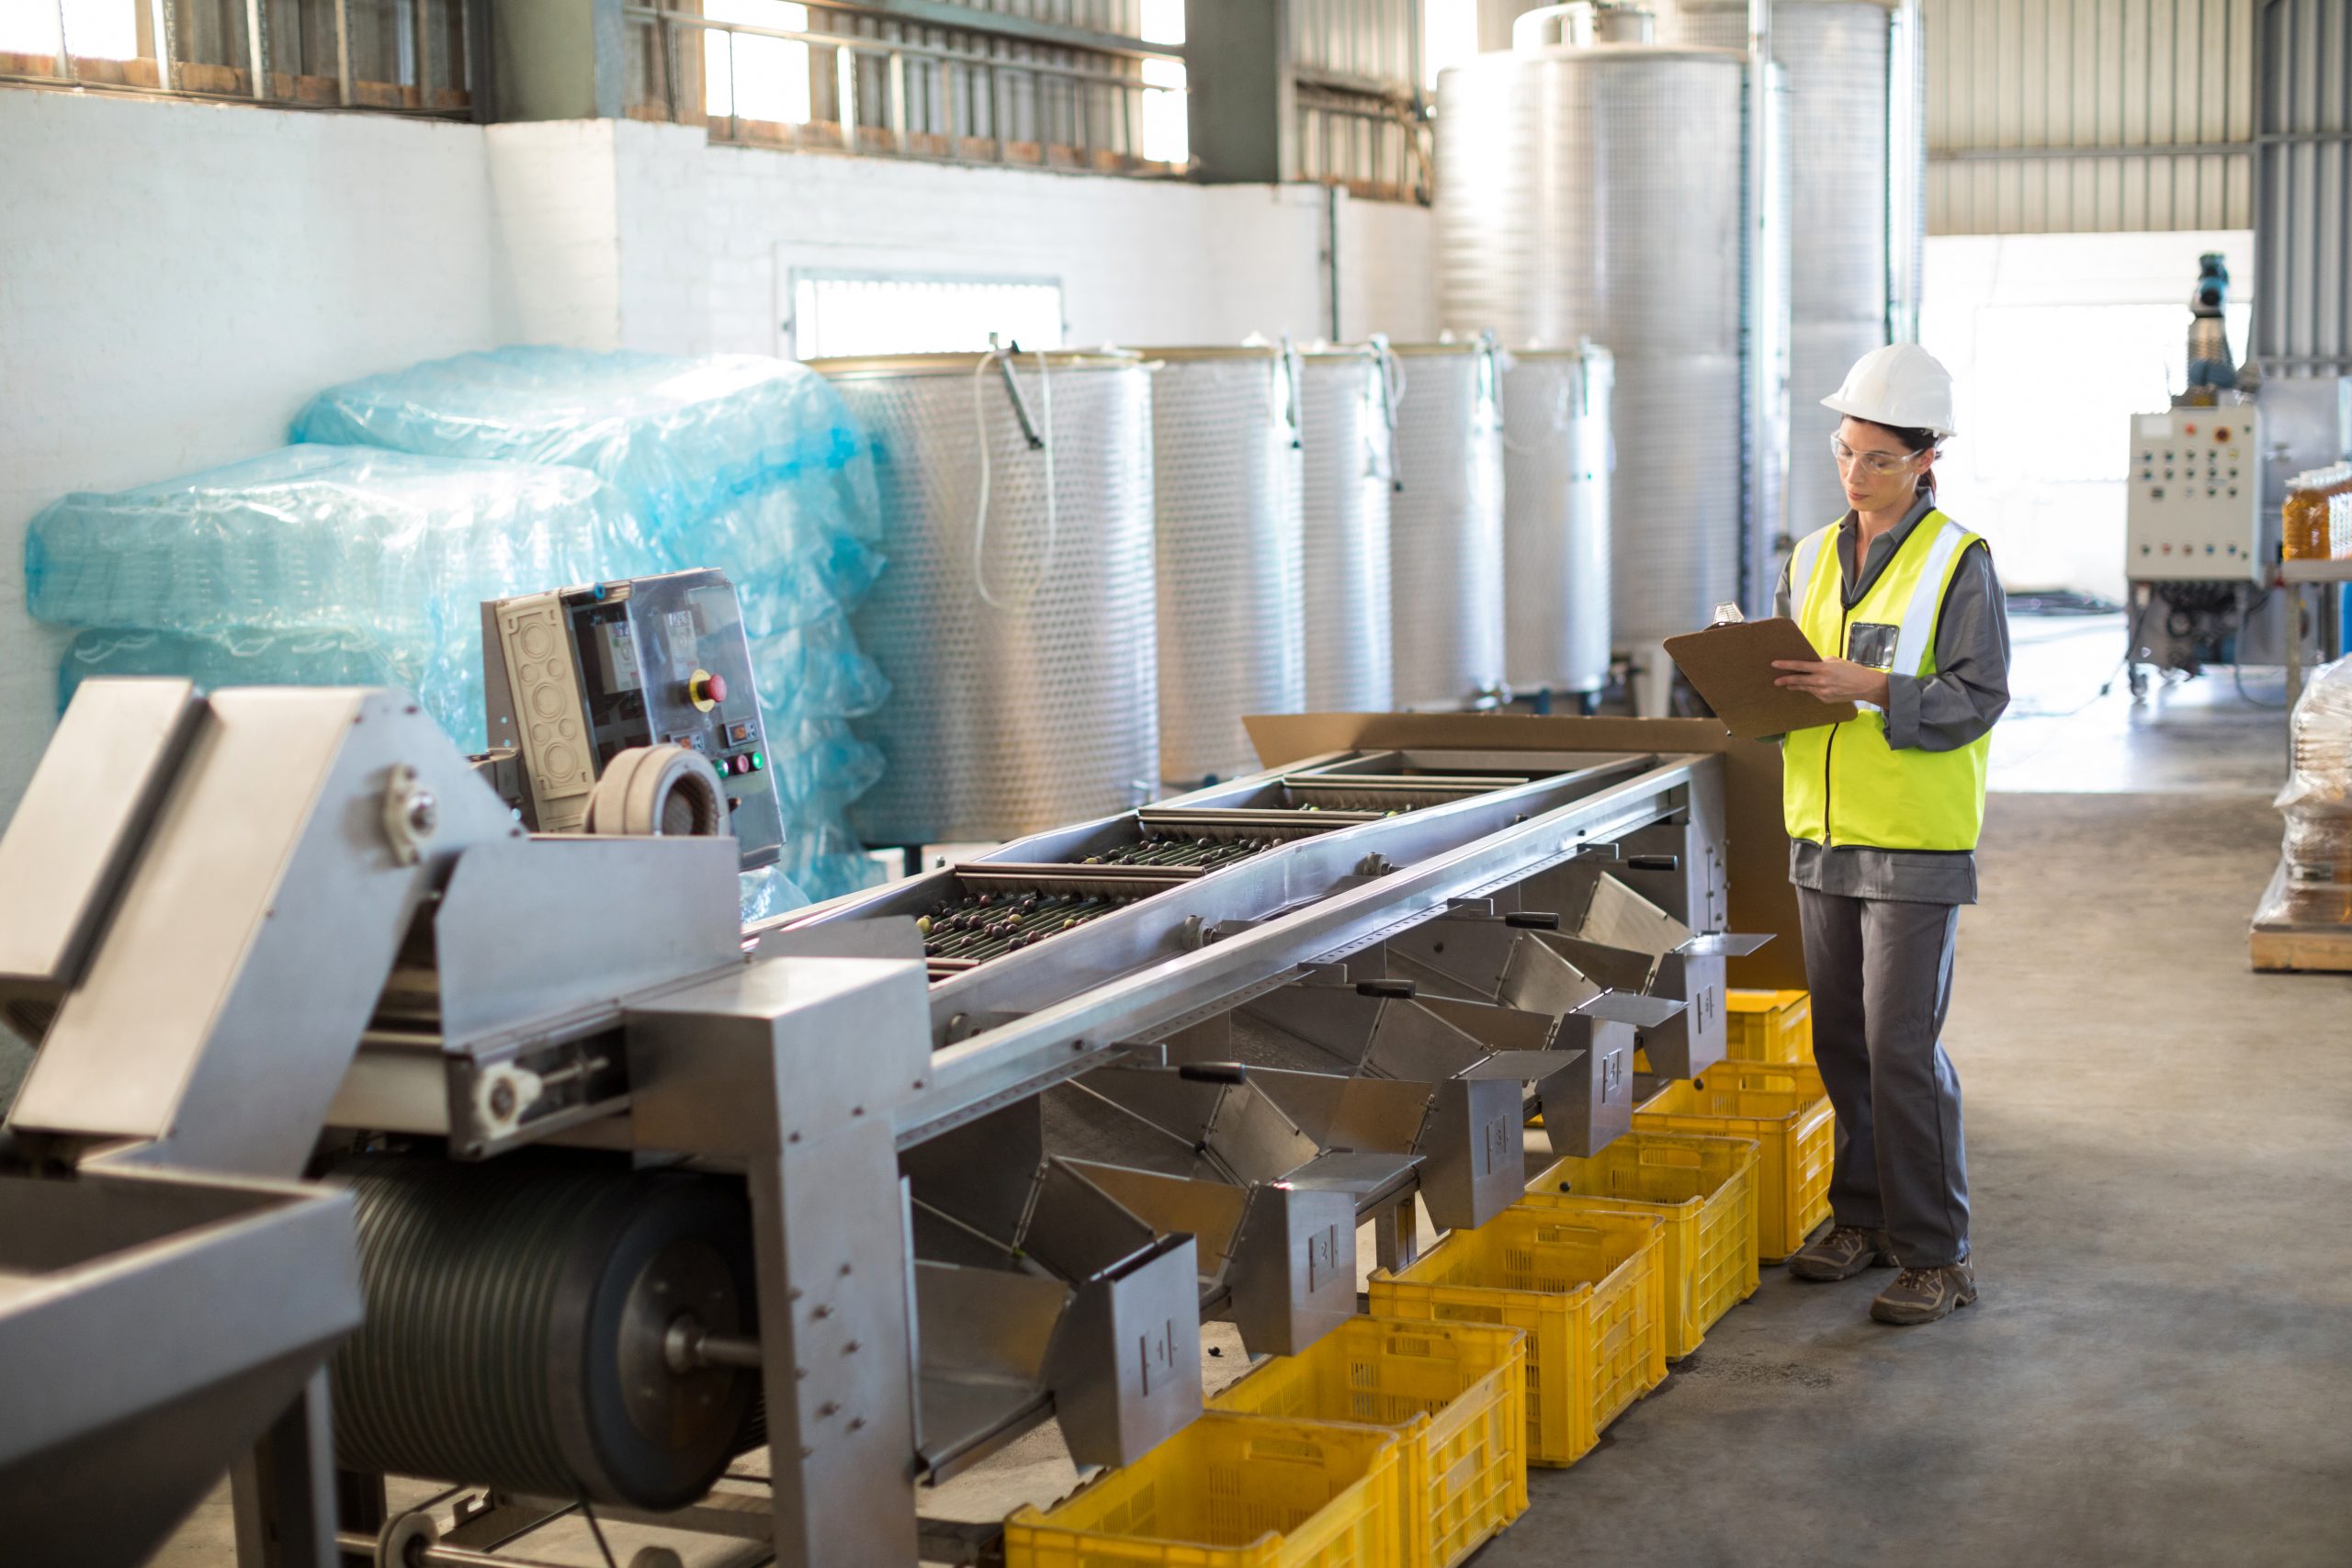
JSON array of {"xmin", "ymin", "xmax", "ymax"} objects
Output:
[
  {"xmin": 294, "ymin": 348, "xmax": 892, "ymax": 897},
  {"xmin": 27, "ymin": 446, "xmax": 657, "ymax": 751},
  {"xmin": 2263, "ymin": 655, "xmax": 2352, "ymax": 926}
]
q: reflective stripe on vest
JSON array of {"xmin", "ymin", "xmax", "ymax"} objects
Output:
[{"xmin": 1781, "ymin": 511, "xmax": 1992, "ymax": 852}]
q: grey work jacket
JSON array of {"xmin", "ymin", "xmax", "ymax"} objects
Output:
[{"xmin": 1771, "ymin": 491, "xmax": 2012, "ymax": 906}]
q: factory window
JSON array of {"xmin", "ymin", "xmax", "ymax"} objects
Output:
[
  {"xmin": 789, "ymin": 273, "xmax": 1066, "ymax": 360},
  {"xmin": 1137, "ymin": 0, "xmax": 1185, "ymax": 167},
  {"xmin": 2, "ymin": 0, "xmax": 476, "ymax": 114},
  {"xmin": 704, "ymin": 0, "xmax": 810, "ymax": 125},
  {"xmin": 626, "ymin": 0, "xmax": 1182, "ymax": 176},
  {"xmin": 1421, "ymin": 0, "xmax": 1476, "ymax": 88}
]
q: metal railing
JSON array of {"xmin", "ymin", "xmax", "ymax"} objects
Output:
[
  {"xmin": 624, "ymin": 0, "xmax": 1186, "ymax": 175},
  {"xmin": 1295, "ymin": 72, "xmax": 1430, "ymax": 202},
  {"xmin": 1, "ymin": 0, "xmax": 480, "ymax": 117}
]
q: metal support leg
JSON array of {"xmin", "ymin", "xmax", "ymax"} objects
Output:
[
  {"xmin": 2287, "ymin": 582, "xmax": 2305, "ymax": 719},
  {"xmin": 1372, "ymin": 1191, "xmax": 1419, "ymax": 1275},
  {"xmin": 1631, "ymin": 640, "xmax": 1675, "ymax": 718},
  {"xmin": 748, "ymin": 1123, "xmax": 920, "ymax": 1568},
  {"xmin": 230, "ymin": 1369, "xmax": 340, "ymax": 1568}
]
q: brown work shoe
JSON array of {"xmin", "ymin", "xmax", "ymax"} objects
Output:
[
  {"xmin": 1870, "ymin": 1262, "xmax": 1978, "ymax": 1325},
  {"xmin": 1787, "ymin": 1224, "xmax": 1896, "ymax": 1281}
]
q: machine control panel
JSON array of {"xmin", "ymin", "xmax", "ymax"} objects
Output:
[
  {"xmin": 2124, "ymin": 407, "xmax": 2265, "ymax": 585},
  {"xmin": 481, "ymin": 568, "xmax": 784, "ymax": 869}
]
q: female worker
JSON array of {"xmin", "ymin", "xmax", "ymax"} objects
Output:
[{"xmin": 1767, "ymin": 343, "xmax": 2009, "ymax": 1326}]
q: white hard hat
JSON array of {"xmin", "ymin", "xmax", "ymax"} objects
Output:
[{"xmin": 1820, "ymin": 343, "xmax": 1956, "ymax": 439}]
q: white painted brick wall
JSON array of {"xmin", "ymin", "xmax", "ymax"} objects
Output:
[
  {"xmin": 638, "ymin": 143, "xmax": 1435, "ymax": 358},
  {"xmin": 0, "ymin": 96, "xmax": 1437, "ymax": 827},
  {"xmin": 486, "ymin": 120, "xmax": 623, "ymax": 348},
  {"xmin": 0, "ymin": 91, "xmax": 503, "ymax": 822}
]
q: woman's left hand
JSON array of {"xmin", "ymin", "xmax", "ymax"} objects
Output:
[{"xmin": 1772, "ymin": 659, "xmax": 1892, "ymax": 707}]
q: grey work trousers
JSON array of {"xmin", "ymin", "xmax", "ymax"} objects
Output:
[{"xmin": 1794, "ymin": 886, "xmax": 1971, "ymax": 1267}]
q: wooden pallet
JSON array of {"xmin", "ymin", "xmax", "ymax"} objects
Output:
[{"xmin": 2249, "ymin": 862, "xmax": 2352, "ymax": 972}]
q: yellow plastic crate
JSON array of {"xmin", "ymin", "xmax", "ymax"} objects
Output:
[
  {"xmin": 1209, "ymin": 1317, "xmax": 1527, "ymax": 1568},
  {"xmin": 1368, "ymin": 1209, "xmax": 1664, "ymax": 1469},
  {"xmin": 1522, "ymin": 1132, "xmax": 1760, "ymax": 1360},
  {"xmin": 1725, "ymin": 988, "xmax": 1814, "ymax": 1065},
  {"xmin": 1004, "ymin": 1413, "xmax": 1408, "ymax": 1568},
  {"xmin": 1634, "ymin": 1066, "xmax": 1834, "ymax": 1261}
]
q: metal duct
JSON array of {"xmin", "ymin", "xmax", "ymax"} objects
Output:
[
  {"xmin": 1437, "ymin": 42, "xmax": 1754, "ymax": 649},
  {"xmin": 1296, "ymin": 345, "xmax": 1398, "ymax": 713},
  {"xmin": 1663, "ymin": 0, "xmax": 1894, "ymax": 551},
  {"xmin": 1144, "ymin": 347, "xmax": 1306, "ymax": 788},
  {"xmin": 1389, "ymin": 342, "xmax": 1508, "ymax": 709},
  {"xmin": 820, "ymin": 351, "xmax": 1159, "ymax": 845},
  {"xmin": 1501, "ymin": 344, "xmax": 1615, "ymax": 699}
]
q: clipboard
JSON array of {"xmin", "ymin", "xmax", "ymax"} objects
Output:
[{"xmin": 1662, "ymin": 617, "xmax": 1859, "ymax": 739}]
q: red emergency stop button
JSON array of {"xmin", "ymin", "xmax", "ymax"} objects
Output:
[{"xmin": 688, "ymin": 669, "xmax": 727, "ymax": 711}]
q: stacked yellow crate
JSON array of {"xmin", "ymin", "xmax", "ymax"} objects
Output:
[
  {"xmin": 1522, "ymin": 1132, "xmax": 1761, "ymax": 1359},
  {"xmin": 1724, "ymin": 988, "xmax": 1814, "ymax": 1065},
  {"xmin": 1634, "ymin": 1064, "xmax": 1835, "ymax": 1260},
  {"xmin": 1209, "ymin": 1316, "xmax": 1528, "ymax": 1568},
  {"xmin": 1369, "ymin": 1208, "xmax": 1666, "ymax": 1467},
  {"xmin": 1004, "ymin": 1412, "xmax": 1409, "ymax": 1568}
]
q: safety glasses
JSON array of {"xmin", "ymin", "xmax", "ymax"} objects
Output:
[{"xmin": 1830, "ymin": 435, "xmax": 1925, "ymax": 477}]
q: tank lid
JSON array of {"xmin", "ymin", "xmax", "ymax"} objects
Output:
[
  {"xmin": 1385, "ymin": 341, "xmax": 1487, "ymax": 358},
  {"xmin": 1498, "ymin": 342, "xmax": 1617, "ymax": 363},
  {"xmin": 1127, "ymin": 344, "xmax": 1287, "ymax": 363},
  {"xmin": 806, "ymin": 349, "xmax": 1145, "ymax": 378}
]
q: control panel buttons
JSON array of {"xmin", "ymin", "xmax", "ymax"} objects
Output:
[{"xmin": 687, "ymin": 670, "xmax": 727, "ymax": 712}]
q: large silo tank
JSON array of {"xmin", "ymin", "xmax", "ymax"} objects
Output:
[
  {"xmin": 1438, "ymin": 40, "xmax": 1751, "ymax": 649},
  {"xmin": 1389, "ymin": 342, "xmax": 1507, "ymax": 710},
  {"xmin": 815, "ymin": 351, "xmax": 1157, "ymax": 846},
  {"xmin": 1296, "ymin": 345, "xmax": 1398, "ymax": 713},
  {"xmin": 1143, "ymin": 345, "xmax": 1306, "ymax": 788},
  {"xmin": 1662, "ymin": 0, "xmax": 1893, "ymax": 542},
  {"xmin": 1500, "ymin": 344, "xmax": 1614, "ymax": 701}
]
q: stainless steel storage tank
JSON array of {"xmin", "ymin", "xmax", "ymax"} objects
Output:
[
  {"xmin": 1436, "ymin": 32, "xmax": 1756, "ymax": 659},
  {"xmin": 814, "ymin": 350, "xmax": 1158, "ymax": 846},
  {"xmin": 1661, "ymin": 0, "xmax": 1905, "ymax": 548},
  {"xmin": 1389, "ymin": 340, "xmax": 1507, "ymax": 710},
  {"xmin": 1142, "ymin": 345, "xmax": 1306, "ymax": 788},
  {"xmin": 1296, "ymin": 344, "xmax": 1398, "ymax": 713},
  {"xmin": 1500, "ymin": 343, "xmax": 1614, "ymax": 704}
]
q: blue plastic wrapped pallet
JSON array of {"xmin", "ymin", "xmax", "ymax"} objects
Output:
[
  {"xmin": 27, "ymin": 444, "xmax": 655, "ymax": 751},
  {"xmin": 292, "ymin": 346, "xmax": 893, "ymax": 902}
]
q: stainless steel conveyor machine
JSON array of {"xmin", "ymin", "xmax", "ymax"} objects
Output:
[{"xmin": 0, "ymin": 680, "xmax": 1793, "ymax": 1568}]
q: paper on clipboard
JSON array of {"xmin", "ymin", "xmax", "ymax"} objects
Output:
[{"xmin": 1662, "ymin": 616, "xmax": 1859, "ymax": 739}]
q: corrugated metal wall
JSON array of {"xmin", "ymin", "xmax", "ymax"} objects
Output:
[
  {"xmin": 2252, "ymin": 0, "xmax": 2352, "ymax": 373},
  {"xmin": 1925, "ymin": 0, "xmax": 2256, "ymax": 234}
]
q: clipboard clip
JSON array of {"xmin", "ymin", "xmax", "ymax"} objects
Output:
[{"xmin": 1710, "ymin": 603, "xmax": 1746, "ymax": 626}]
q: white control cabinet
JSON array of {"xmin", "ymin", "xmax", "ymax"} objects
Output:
[{"xmin": 2124, "ymin": 407, "xmax": 2264, "ymax": 584}]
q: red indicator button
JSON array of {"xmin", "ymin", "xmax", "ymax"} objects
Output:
[{"xmin": 689, "ymin": 671, "xmax": 728, "ymax": 706}]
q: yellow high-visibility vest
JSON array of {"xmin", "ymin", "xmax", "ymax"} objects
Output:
[{"xmin": 1781, "ymin": 509, "xmax": 1992, "ymax": 852}]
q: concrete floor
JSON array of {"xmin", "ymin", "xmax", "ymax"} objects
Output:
[
  {"xmin": 1478, "ymin": 616, "xmax": 2352, "ymax": 1565},
  {"xmin": 115, "ymin": 617, "xmax": 2352, "ymax": 1562}
]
